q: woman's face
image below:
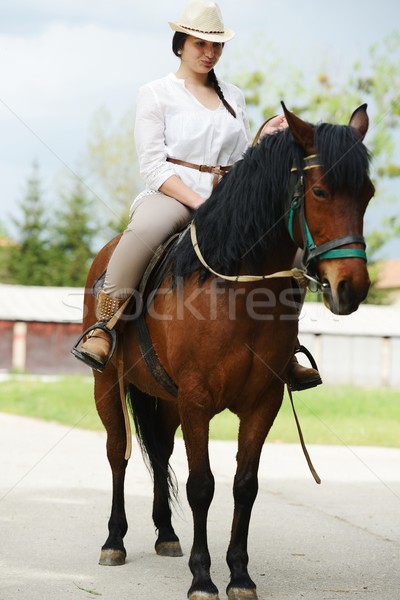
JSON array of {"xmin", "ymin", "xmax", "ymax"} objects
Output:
[{"xmin": 179, "ymin": 36, "xmax": 223, "ymax": 73}]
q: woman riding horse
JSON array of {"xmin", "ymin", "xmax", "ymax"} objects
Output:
[
  {"xmin": 74, "ymin": 101, "xmax": 373, "ymax": 600},
  {"xmin": 72, "ymin": 0, "xmax": 321, "ymax": 391}
]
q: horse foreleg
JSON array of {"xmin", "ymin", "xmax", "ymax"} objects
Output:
[
  {"xmin": 226, "ymin": 388, "xmax": 284, "ymax": 600},
  {"xmin": 181, "ymin": 401, "xmax": 219, "ymax": 600},
  {"xmin": 94, "ymin": 373, "xmax": 129, "ymax": 566}
]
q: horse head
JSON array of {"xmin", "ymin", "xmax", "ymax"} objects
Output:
[{"xmin": 282, "ymin": 102, "xmax": 375, "ymax": 315}]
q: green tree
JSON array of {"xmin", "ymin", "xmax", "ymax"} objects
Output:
[
  {"xmin": 47, "ymin": 181, "xmax": 97, "ymax": 286},
  {"xmin": 228, "ymin": 33, "xmax": 400, "ymax": 266},
  {"xmin": 226, "ymin": 33, "xmax": 400, "ymax": 304},
  {"xmin": 7, "ymin": 162, "xmax": 52, "ymax": 285},
  {"xmin": 84, "ymin": 107, "xmax": 138, "ymax": 240},
  {"xmin": 0, "ymin": 222, "xmax": 16, "ymax": 283}
]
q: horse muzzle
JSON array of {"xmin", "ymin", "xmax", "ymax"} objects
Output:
[{"xmin": 318, "ymin": 259, "xmax": 371, "ymax": 315}]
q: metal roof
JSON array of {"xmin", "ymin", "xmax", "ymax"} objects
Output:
[
  {"xmin": 0, "ymin": 284, "xmax": 85, "ymax": 324},
  {"xmin": 376, "ymin": 259, "xmax": 400, "ymax": 289},
  {"xmin": 0, "ymin": 284, "xmax": 399, "ymax": 336}
]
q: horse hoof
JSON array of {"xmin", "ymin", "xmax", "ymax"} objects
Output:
[
  {"xmin": 227, "ymin": 588, "xmax": 258, "ymax": 600},
  {"xmin": 155, "ymin": 540, "xmax": 183, "ymax": 557},
  {"xmin": 99, "ymin": 548, "xmax": 126, "ymax": 566},
  {"xmin": 188, "ymin": 593, "xmax": 220, "ymax": 600}
]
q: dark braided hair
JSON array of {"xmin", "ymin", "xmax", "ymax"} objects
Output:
[{"xmin": 172, "ymin": 32, "xmax": 237, "ymax": 119}]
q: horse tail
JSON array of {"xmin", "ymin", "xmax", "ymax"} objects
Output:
[{"xmin": 127, "ymin": 384, "xmax": 179, "ymax": 506}]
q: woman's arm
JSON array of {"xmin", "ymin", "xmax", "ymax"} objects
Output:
[
  {"xmin": 134, "ymin": 85, "xmax": 177, "ymax": 191},
  {"xmin": 159, "ymin": 176, "xmax": 205, "ymax": 210},
  {"xmin": 135, "ymin": 83, "xmax": 205, "ymax": 209}
]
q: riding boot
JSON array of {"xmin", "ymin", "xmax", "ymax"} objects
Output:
[
  {"xmin": 287, "ymin": 342, "xmax": 322, "ymax": 391},
  {"xmin": 79, "ymin": 290, "xmax": 128, "ymax": 370}
]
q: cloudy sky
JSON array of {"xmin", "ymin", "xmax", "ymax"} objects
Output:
[{"xmin": 1, "ymin": 0, "xmax": 399, "ymax": 254}]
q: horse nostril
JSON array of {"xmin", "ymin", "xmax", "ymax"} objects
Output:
[
  {"xmin": 337, "ymin": 279, "xmax": 359, "ymax": 314},
  {"xmin": 338, "ymin": 279, "xmax": 350, "ymax": 300}
]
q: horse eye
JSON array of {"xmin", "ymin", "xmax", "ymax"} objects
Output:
[{"xmin": 312, "ymin": 187, "xmax": 329, "ymax": 200}]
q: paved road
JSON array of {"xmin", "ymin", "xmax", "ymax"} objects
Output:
[{"xmin": 0, "ymin": 412, "xmax": 399, "ymax": 600}]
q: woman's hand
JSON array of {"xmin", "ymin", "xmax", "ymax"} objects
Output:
[{"xmin": 260, "ymin": 114, "xmax": 288, "ymax": 137}]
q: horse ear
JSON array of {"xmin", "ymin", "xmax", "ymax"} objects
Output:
[
  {"xmin": 348, "ymin": 104, "xmax": 369, "ymax": 141},
  {"xmin": 281, "ymin": 101, "xmax": 315, "ymax": 153}
]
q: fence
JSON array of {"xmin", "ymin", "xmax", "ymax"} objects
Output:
[{"xmin": 1, "ymin": 285, "xmax": 399, "ymax": 387}]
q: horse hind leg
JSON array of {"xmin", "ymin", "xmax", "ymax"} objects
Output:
[
  {"xmin": 94, "ymin": 372, "xmax": 129, "ymax": 566},
  {"xmin": 128, "ymin": 385, "xmax": 183, "ymax": 557}
]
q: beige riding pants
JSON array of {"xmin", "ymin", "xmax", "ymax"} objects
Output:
[{"xmin": 103, "ymin": 192, "xmax": 193, "ymax": 298}]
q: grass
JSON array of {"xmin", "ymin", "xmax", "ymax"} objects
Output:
[{"xmin": 0, "ymin": 375, "xmax": 399, "ymax": 447}]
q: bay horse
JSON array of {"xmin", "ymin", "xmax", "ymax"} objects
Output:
[{"xmin": 81, "ymin": 104, "xmax": 374, "ymax": 600}]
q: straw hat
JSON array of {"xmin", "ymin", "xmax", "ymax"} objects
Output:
[{"xmin": 169, "ymin": 1, "xmax": 235, "ymax": 43}]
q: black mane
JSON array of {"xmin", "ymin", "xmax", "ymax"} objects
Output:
[{"xmin": 170, "ymin": 122, "xmax": 371, "ymax": 281}]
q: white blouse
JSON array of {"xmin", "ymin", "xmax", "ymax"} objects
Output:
[{"xmin": 133, "ymin": 72, "xmax": 251, "ymax": 202}]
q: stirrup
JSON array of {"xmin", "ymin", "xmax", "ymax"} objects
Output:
[
  {"xmin": 70, "ymin": 322, "xmax": 117, "ymax": 372},
  {"xmin": 288, "ymin": 344, "xmax": 322, "ymax": 392}
]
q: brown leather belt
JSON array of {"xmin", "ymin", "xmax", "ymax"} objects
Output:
[{"xmin": 167, "ymin": 156, "xmax": 232, "ymax": 189}]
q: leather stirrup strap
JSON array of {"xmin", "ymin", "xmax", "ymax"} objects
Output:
[
  {"xmin": 287, "ymin": 386, "xmax": 321, "ymax": 484},
  {"xmin": 117, "ymin": 340, "xmax": 133, "ymax": 460}
]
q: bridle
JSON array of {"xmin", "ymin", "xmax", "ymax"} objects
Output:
[
  {"xmin": 287, "ymin": 154, "xmax": 367, "ymax": 290},
  {"xmin": 190, "ymin": 152, "xmax": 368, "ymax": 291}
]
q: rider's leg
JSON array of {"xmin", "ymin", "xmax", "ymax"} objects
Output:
[{"xmin": 76, "ymin": 192, "xmax": 193, "ymax": 369}]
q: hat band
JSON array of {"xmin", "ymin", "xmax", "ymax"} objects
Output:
[{"xmin": 178, "ymin": 24, "xmax": 225, "ymax": 34}]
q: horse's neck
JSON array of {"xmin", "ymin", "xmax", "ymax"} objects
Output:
[{"xmin": 258, "ymin": 237, "xmax": 298, "ymax": 275}]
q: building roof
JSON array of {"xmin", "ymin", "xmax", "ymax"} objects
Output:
[
  {"xmin": 1, "ymin": 284, "xmax": 400, "ymax": 336},
  {"xmin": 0, "ymin": 284, "xmax": 85, "ymax": 324},
  {"xmin": 376, "ymin": 259, "xmax": 400, "ymax": 289}
]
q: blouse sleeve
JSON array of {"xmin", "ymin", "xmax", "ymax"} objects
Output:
[{"xmin": 134, "ymin": 84, "xmax": 176, "ymax": 190}]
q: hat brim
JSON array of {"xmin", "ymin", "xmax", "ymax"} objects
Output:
[{"xmin": 168, "ymin": 22, "xmax": 235, "ymax": 43}]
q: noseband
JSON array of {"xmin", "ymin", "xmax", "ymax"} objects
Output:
[{"xmin": 287, "ymin": 154, "xmax": 367, "ymax": 289}]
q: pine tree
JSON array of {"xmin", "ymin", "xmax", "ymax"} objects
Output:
[
  {"xmin": 48, "ymin": 182, "xmax": 97, "ymax": 286},
  {"xmin": 8, "ymin": 162, "xmax": 51, "ymax": 285}
]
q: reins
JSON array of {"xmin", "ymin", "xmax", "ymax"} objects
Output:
[{"xmin": 190, "ymin": 221, "xmax": 309, "ymax": 286}]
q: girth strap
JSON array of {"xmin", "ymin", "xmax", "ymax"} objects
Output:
[
  {"xmin": 287, "ymin": 386, "xmax": 321, "ymax": 484},
  {"xmin": 135, "ymin": 313, "xmax": 179, "ymax": 398}
]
